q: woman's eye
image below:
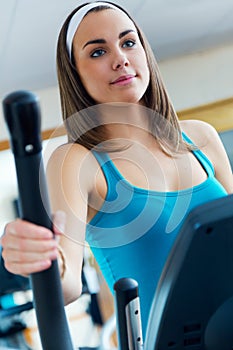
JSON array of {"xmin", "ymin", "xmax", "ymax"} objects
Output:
[
  {"xmin": 90, "ymin": 49, "xmax": 105, "ymax": 58},
  {"xmin": 123, "ymin": 40, "xmax": 136, "ymax": 48}
]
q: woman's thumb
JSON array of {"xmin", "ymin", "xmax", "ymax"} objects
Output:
[{"xmin": 53, "ymin": 210, "xmax": 66, "ymax": 235}]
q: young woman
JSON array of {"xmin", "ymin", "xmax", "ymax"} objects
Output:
[{"xmin": 1, "ymin": 1, "xmax": 233, "ymax": 338}]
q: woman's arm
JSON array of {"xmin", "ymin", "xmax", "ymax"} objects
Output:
[
  {"xmin": 1, "ymin": 142, "xmax": 93, "ymax": 306},
  {"xmin": 46, "ymin": 142, "xmax": 93, "ymax": 305}
]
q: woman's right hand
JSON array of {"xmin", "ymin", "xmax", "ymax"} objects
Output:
[{"xmin": 0, "ymin": 219, "xmax": 58, "ymax": 277}]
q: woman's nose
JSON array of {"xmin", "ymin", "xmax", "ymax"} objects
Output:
[{"xmin": 112, "ymin": 51, "xmax": 129, "ymax": 70}]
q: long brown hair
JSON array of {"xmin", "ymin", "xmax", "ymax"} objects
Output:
[{"xmin": 56, "ymin": 1, "xmax": 192, "ymax": 154}]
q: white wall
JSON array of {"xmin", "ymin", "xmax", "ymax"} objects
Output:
[
  {"xmin": 0, "ymin": 135, "xmax": 66, "ymax": 234},
  {"xmin": 159, "ymin": 43, "xmax": 233, "ymax": 111},
  {"xmin": 1, "ymin": 43, "xmax": 233, "ymax": 233},
  {"xmin": 0, "ymin": 87, "xmax": 62, "ymax": 142},
  {"xmin": 0, "ymin": 150, "xmax": 18, "ymax": 233}
]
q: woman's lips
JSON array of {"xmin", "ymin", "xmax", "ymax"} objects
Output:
[{"xmin": 111, "ymin": 74, "xmax": 136, "ymax": 85}]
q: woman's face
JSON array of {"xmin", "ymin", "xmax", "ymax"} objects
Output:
[{"xmin": 72, "ymin": 8, "xmax": 150, "ymax": 105}]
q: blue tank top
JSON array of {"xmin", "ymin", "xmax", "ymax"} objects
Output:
[{"xmin": 86, "ymin": 133, "xmax": 227, "ymax": 337}]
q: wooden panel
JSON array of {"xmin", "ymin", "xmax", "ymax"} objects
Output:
[
  {"xmin": 0, "ymin": 126, "xmax": 66, "ymax": 151},
  {"xmin": 178, "ymin": 97, "xmax": 233, "ymax": 132},
  {"xmin": 0, "ymin": 140, "xmax": 10, "ymax": 151}
]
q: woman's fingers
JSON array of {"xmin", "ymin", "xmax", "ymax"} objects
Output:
[
  {"xmin": 1, "ymin": 219, "xmax": 58, "ymax": 276},
  {"xmin": 2, "ymin": 255, "xmax": 53, "ymax": 276},
  {"xmin": 2, "ymin": 234, "xmax": 57, "ymax": 253},
  {"xmin": 4, "ymin": 218, "xmax": 54, "ymax": 240},
  {"xmin": 2, "ymin": 242, "xmax": 58, "ymax": 263}
]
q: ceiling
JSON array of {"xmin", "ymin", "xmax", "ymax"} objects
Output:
[{"xmin": 1, "ymin": 0, "xmax": 233, "ymax": 98}]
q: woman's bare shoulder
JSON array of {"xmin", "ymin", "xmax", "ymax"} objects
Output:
[
  {"xmin": 46, "ymin": 143, "xmax": 99, "ymax": 192},
  {"xmin": 47, "ymin": 142, "xmax": 100, "ymax": 169},
  {"xmin": 180, "ymin": 119, "xmax": 233, "ymax": 193},
  {"xmin": 180, "ymin": 119, "xmax": 220, "ymax": 148},
  {"xmin": 180, "ymin": 119, "xmax": 218, "ymax": 146},
  {"xmin": 49, "ymin": 142, "xmax": 90, "ymax": 161}
]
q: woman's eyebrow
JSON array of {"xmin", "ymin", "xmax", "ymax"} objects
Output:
[
  {"xmin": 83, "ymin": 39, "xmax": 106, "ymax": 49},
  {"xmin": 119, "ymin": 29, "xmax": 135, "ymax": 39},
  {"xmin": 82, "ymin": 29, "xmax": 136, "ymax": 49}
]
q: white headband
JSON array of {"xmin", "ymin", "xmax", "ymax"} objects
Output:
[{"xmin": 66, "ymin": 2, "xmax": 120, "ymax": 60}]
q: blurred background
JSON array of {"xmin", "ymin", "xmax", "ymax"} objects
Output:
[{"xmin": 0, "ymin": 0, "xmax": 233, "ymax": 349}]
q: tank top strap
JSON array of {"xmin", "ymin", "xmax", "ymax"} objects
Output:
[
  {"xmin": 182, "ymin": 132, "xmax": 215, "ymax": 177},
  {"xmin": 91, "ymin": 150, "xmax": 120, "ymax": 201}
]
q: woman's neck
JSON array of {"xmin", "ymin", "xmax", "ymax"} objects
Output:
[{"xmin": 99, "ymin": 102, "xmax": 151, "ymax": 143}]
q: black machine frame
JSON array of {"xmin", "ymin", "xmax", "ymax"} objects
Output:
[{"xmin": 115, "ymin": 194, "xmax": 233, "ymax": 350}]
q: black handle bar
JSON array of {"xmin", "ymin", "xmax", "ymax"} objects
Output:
[
  {"xmin": 114, "ymin": 278, "xmax": 143, "ymax": 350},
  {"xmin": 3, "ymin": 90, "xmax": 74, "ymax": 350}
]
